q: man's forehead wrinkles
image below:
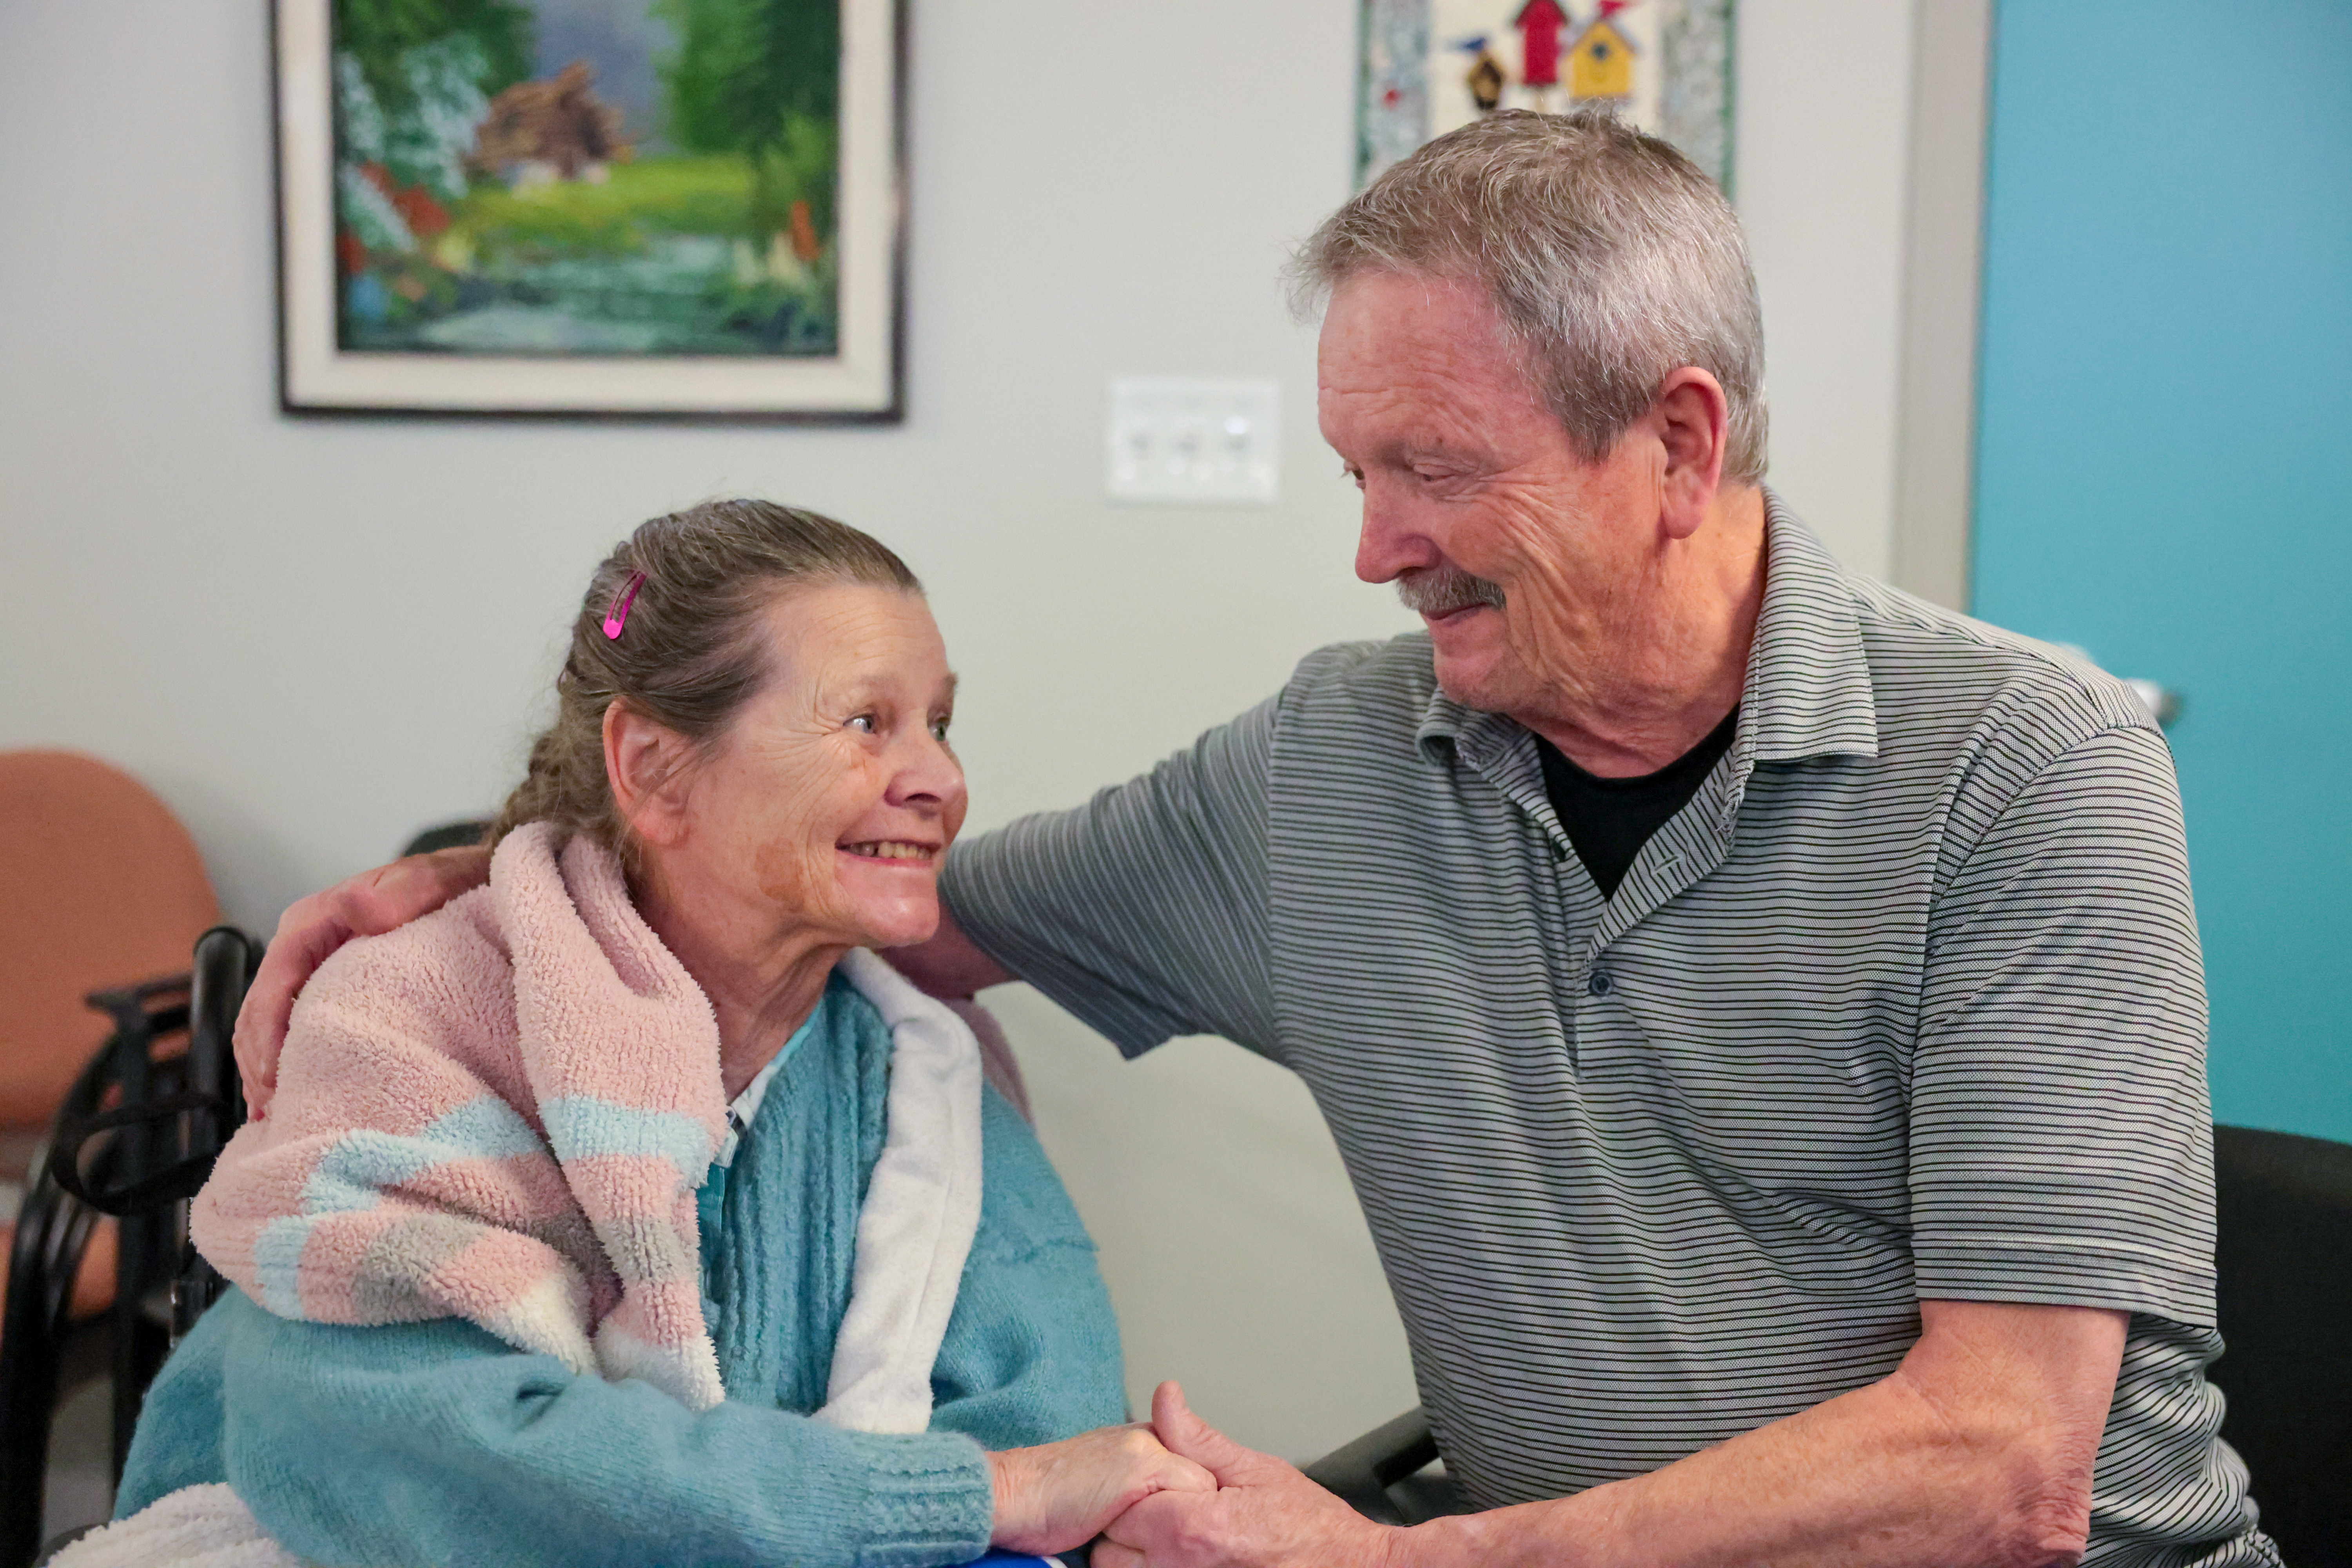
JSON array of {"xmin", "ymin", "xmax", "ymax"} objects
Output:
[
  {"xmin": 1322, "ymin": 368, "xmax": 1494, "ymax": 421},
  {"xmin": 1344, "ymin": 391, "xmax": 1502, "ymax": 453},
  {"xmin": 1323, "ymin": 360, "xmax": 1540, "ymax": 427}
]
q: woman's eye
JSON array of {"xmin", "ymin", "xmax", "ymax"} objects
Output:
[{"xmin": 848, "ymin": 714, "xmax": 877, "ymax": 734}]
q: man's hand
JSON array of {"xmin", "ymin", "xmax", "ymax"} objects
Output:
[
  {"xmin": 234, "ymin": 844, "xmax": 492, "ymax": 1115},
  {"xmin": 989, "ymin": 1421, "xmax": 1216, "ymax": 1557},
  {"xmin": 880, "ymin": 898, "xmax": 1014, "ymax": 1000},
  {"xmin": 1094, "ymin": 1383, "xmax": 1403, "ymax": 1568}
]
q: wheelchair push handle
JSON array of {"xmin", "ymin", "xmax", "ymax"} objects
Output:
[
  {"xmin": 187, "ymin": 925, "xmax": 253, "ymax": 1132},
  {"xmin": 47, "ymin": 927, "xmax": 256, "ymax": 1218}
]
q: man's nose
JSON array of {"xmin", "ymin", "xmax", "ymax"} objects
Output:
[{"xmin": 1354, "ymin": 481, "xmax": 1438, "ymax": 585}]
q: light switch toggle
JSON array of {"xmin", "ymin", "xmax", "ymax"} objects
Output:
[{"xmin": 1106, "ymin": 377, "xmax": 1281, "ymax": 506}]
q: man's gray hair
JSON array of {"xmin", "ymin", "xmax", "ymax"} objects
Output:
[{"xmin": 1291, "ymin": 110, "xmax": 1768, "ymax": 484}]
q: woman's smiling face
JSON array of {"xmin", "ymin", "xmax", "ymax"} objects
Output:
[{"xmin": 661, "ymin": 580, "xmax": 965, "ymax": 952}]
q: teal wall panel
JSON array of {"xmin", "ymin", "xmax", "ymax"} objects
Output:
[{"xmin": 1975, "ymin": 0, "xmax": 2352, "ymax": 1139}]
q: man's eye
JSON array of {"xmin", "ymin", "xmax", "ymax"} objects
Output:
[
  {"xmin": 1340, "ymin": 465, "xmax": 1365, "ymax": 489},
  {"xmin": 930, "ymin": 717, "xmax": 951, "ymax": 742},
  {"xmin": 848, "ymin": 714, "xmax": 877, "ymax": 734}
]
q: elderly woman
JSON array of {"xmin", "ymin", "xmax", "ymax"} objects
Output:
[{"xmin": 94, "ymin": 502, "xmax": 1209, "ymax": 1568}]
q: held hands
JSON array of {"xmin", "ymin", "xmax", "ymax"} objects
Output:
[
  {"xmin": 233, "ymin": 844, "xmax": 492, "ymax": 1115},
  {"xmin": 989, "ymin": 1422, "xmax": 1216, "ymax": 1557},
  {"xmin": 1094, "ymin": 1383, "xmax": 1407, "ymax": 1568}
]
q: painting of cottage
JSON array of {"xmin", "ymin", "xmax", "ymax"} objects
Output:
[{"xmin": 328, "ymin": 0, "xmax": 845, "ymax": 357}]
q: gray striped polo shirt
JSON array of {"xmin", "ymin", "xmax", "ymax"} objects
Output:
[{"xmin": 944, "ymin": 497, "xmax": 2272, "ymax": 1564}]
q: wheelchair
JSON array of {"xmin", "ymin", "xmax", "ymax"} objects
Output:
[
  {"xmin": 0, "ymin": 820, "xmax": 499, "ymax": 1563},
  {"xmin": 0, "ymin": 927, "xmax": 256, "ymax": 1568}
]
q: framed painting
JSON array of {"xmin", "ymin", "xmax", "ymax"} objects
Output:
[
  {"xmin": 1356, "ymin": 0, "xmax": 1736, "ymax": 192},
  {"xmin": 273, "ymin": 0, "xmax": 905, "ymax": 420}
]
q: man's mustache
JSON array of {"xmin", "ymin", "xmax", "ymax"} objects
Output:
[{"xmin": 1396, "ymin": 564, "xmax": 1506, "ymax": 617}]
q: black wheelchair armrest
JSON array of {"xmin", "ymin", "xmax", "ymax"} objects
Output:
[{"xmin": 1300, "ymin": 1406, "xmax": 1439, "ymax": 1525}]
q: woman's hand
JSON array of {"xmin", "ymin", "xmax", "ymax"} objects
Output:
[
  {"xmin": 989, "ymin": 1423, "xmax": 1217, "ymax": 1557},
  {"xmin": 234, "ymin": 844, "xmax": 493, "ymax": 1115}
]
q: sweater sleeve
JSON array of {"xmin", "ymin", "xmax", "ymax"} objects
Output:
[
  {"xmin": 198, "ymin": 1290, "xmax": 995, "ymax": 1568},
  {"xmin": 926, "ymin": 1087, "xmax": 1131, "ymax": 1447}
]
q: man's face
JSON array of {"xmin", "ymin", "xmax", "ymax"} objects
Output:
[{"xmin": 1319, "ymin": 270, "xmax": 1664, "ymax": 718}]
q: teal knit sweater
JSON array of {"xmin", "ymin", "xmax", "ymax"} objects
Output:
[{"xmin": 116, "ymin": 976, "xmax": 1127, "ymax": 1568}]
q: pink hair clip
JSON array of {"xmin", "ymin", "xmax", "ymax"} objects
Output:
[{"xmin": 603, "ymin": 570, "xmax": 647, "ymax": 639}]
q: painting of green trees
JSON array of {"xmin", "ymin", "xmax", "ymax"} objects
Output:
[{"xmin": 330, "ymin": 0, "xmax": 844, "ymax": 356}]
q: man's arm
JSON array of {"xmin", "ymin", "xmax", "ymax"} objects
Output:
[
  {"xmin": 919, "ymin": 693, "xmax": 1283, "ymax": 1059},
  {"xmin": 242, "ymin": 687, "xmax": 1281, "ymax": 1104},
  {"xmin": 233, "ymin": 844, "xmax": 490, "ymax": 1114},
  {"xmin": 234, "ymin": 845, "xmax": 1011, "ymax": 1104},
  {"xmin": 1103, "ymin": 1299, "xmax": 2125, "ymax": 1568}
]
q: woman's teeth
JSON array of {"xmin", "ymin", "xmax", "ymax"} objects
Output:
[{"xmin": 842, "ymin": 841, "xmax": 934, "ymax": 862}]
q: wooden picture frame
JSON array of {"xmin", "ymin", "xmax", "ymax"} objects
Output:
[{"xmin": 272, "ymin": 0, "xmax": 906, "ymax": 421}]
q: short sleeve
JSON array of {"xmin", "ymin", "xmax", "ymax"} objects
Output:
[
  {"xmin": 940, "ymin": 696, "xmax": 1279, "ymax": 1058},
  {"xmin": 1911, "ymin": 724, "xmax": 2216, "ymax": 1324}
]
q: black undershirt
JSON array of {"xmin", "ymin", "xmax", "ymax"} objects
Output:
[{"xmin": 1534, "ymin": 706, "xmax": 1740, "ymax": 898}]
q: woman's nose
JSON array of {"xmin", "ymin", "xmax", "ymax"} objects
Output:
[{"xmin": 887, "ymin": 732, "xmax": 966, "ymax": 813}]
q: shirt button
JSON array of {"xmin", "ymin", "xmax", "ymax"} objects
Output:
[{"xmin": 1588, "ymin": 969, "xmax": 1612, "ymax": 996}]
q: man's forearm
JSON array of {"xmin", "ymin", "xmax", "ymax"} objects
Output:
[
  {"xmin": 1397, "ymin": 1303, "xmax": 2121, "ymax": 1568},
  {"xmin": 1403, "ymin": 1377, "xmax": 2066, "ymax": 1568}
]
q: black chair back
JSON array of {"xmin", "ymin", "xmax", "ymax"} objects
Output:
[{"xmin": 2211, "ymin": 1123, "xmax": 2352, "ymax": 1568}]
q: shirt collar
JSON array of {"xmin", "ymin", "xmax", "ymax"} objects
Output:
[
  {"xmin": 711, "ymin": 987, "xmax": 828, "ymax": 1170},
  {"xmin": 1414, "ymin": 489, "xmax": 1878, "ymax": 771}
]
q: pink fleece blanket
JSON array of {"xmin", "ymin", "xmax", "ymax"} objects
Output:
[{"xmin": 198, "ymin": 823, "xmax": 740, "ymax": 1411}]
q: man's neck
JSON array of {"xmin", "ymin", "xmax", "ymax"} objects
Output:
[{"xmin": 1517, "ymin": 486, "xmax": 1769, "ymax": 779}]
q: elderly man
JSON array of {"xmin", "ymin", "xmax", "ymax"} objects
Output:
[{"xmin": 239, "ymin": 114, "xmax": 2267, "ymax": 1565}]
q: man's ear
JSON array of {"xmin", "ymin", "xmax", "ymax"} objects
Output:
[
  {"xmin": 604, "ymin": 702, "xmax": 696, "ymax": 849},
  {"xmin": 1653, "ymin": 366, "xmax": 1731, "ymax": 541}
]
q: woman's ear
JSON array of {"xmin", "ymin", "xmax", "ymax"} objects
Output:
[{"xmin": 604, "ymin": 702, "xmax": 696, "ymax": 848}]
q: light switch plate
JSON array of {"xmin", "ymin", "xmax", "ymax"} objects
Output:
[{"xmin": 1105, "ymin": 377, "xmax": 1281, "ymax": 505}]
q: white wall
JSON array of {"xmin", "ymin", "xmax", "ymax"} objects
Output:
[
  {"xmin": 1739, "ymin": 0, "xmax": 1915, "ymax": 578},
  {"xmin": 0, "ymin": 0, "xmax": 1914, "ymax": 1461}
]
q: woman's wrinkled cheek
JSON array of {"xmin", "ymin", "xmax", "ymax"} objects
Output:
[
  {"xmin": 737, "ymin": 745, "xmax": 843, "ymax": 912},
  {"xmin": 743, "ymin": 740, "xmax": 887, "ymax": 926},
  {"xmin": 752, "ymin": 835, "xmax": 824, "ymax": 909}
]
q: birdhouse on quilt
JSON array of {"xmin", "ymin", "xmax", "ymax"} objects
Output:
[
  {"xmin": 1512, "ymin": 0, "xmax": 1569, "ymax": 96},
  {"xmin": 1455, "ymin": 35, "xmax": 1509, "ymax": 112},
  {"xmin": 1568, "ymin": 8, "xmax": 1639, "ymax": 104}
]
